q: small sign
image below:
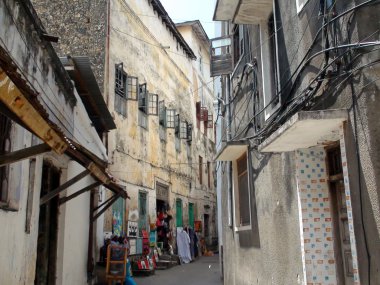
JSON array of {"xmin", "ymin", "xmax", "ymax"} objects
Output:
[
  {"xmin": 127, "ymin": 221, "xmax": 138, "ymax": 237},
  {"xmin": 194, "ymin": 220, "xmax": 202, "ymax": 232}
]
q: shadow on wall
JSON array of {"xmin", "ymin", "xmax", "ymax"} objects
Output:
[{"xmin": 238, "ymin": 151, "xmax": 272, "ymax": 248}]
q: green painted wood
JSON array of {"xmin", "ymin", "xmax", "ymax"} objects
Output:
[{"xmin": 176, "ymin": 199, "xmax": 183, "ymax": 227}]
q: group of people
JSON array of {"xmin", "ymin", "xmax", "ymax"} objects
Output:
[{"xmin": 177, "ymin": 226, "xmax": 199, "ymax": 264}]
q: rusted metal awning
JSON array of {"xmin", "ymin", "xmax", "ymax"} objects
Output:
[{"xmin": 0, "ymin": 48, "xmax": 128, "ymax": 202}]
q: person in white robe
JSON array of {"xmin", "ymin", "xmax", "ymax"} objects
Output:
[{"xmin": 176, "ymin": 227, "xmax": 192, "ymax": 264}]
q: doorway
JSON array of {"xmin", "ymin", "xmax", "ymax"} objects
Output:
[
  {"xmin": 327, "ymin": 146, "xmax": 354, "ymax": 285},
  {"xmin": 35, "ymin": 163, "xmax": 60, "ymax": 285},
  {"xmin": 204, "ymin": 214, "xmax": 209, "ymax": 238}
]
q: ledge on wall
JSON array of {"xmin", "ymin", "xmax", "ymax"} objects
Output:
[{"xmin": 258, "ymin": 109, "xmax": 348, "ymax": 153}]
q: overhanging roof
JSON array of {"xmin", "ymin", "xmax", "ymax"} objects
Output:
[
  {"xmin": 259, "ymin": 110, "xmax": 348, "ymax": 153},
  {"xmin": 215, "ymin": 141, "xmax": 249, "ymax": 161},
  {"xmin": 213, "ymin": 0, "xmax": 272, "ymax": 24},
  {"xmin": 60, "ymin": 56, "xmax": 116, "ymax": 133},
  {"xmin": 150, "ymin": 0, "xmax": 197, "ymax": 60},
  {"xmin": 176, "ymin": 20, "xmax": 209, "ymax": 46}
]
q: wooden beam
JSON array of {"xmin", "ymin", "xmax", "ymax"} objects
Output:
[
  {"xmin": 93, "ymin": 194, "xmax": 115, "ymax": 212},
  {"xmin": 59, "ymin": 181, "xmax": 101, "ymax": 205},
  {"xmin": 91, "ymin": 194, "xmax": 120, "ymax": 222},
  {"xmin": 40, "ymin": 169, "xmax": 90, "ymax": 205},
  {"xmin": 0, "ymin": 69, "xmax": 68, "ymax": 154},
  {"xmin": 0, "ymin": 143, "xmax": 50, "ymax": 167}
]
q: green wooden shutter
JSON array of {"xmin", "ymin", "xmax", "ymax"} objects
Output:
[
  {"xmin": 189, "ymin": 203, "xmax": 194, "ymax": 229},
  {"xmin": 176, "ymin": 199, "xmax": 183, "ymax": 227}
]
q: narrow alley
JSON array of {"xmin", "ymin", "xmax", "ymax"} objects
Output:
[{"xmin": 134, "ymin": 255, "xmax": 221, "ymax": 285}]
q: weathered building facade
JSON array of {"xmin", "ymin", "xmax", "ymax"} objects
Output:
[
  {"xmin": 33, "ymin": 0, "xmax": 217, "ymax": 252},
  {"xmin": 0, "ymin": 0, "xmax": 127, "ymax": 284},
  {"xmin": 212, "ymin": 0, "xmax": 380, "ymax": 284}
]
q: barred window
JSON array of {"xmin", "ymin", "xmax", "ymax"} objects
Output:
[{"xmin": 237, "ymin": 152, "xmax": 250, "ymax": 227}]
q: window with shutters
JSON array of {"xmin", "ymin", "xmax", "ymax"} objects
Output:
[
  {"xmin": 148, "ymin": 93, "xmax": 158, "ymax": 115},
  {"xmin": 180, "ymin": 121, "xmax": 189, "ymax": 140},
  {"xmin": 159, "ymin": 101, "xmax": 167, "ymax": 127},
  {"xmin": 166, "ymin": 109, "xmax": 175, "ymax": 128},
  {"xmin": 138, "ymin": 84, "xmax": 148, "ymax": 129},
  {"xmin": 174, "ymin": 114, "xmax": 180, "ymax": 137},
  {"xmin": 210, "ymin": 35, "xmax": 233, "ymax": 77},
  {"xmin": 196, "ymin": 102, "xmax": 201, "ymax": 129},
  {"xmin": 127, "ymin": 76, "xmax": 138, "ymax": 100},
  {"xmin": 233, "ymin": 152, "xmax": 251, "ymax": 230},
  {"xmin": 114, "ymin": 64, "xmax": 127, "ymax": 117}
]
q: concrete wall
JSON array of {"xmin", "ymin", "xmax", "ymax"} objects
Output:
[
  {"xmin": 0, "ymin": 1, "xmax": 110, "ymax": 284},
  {"xmin": 218, "ymin": 0, "xmax": 380, "ymax": 284}
]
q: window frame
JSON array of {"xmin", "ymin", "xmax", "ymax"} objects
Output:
[
  {"xmin": 159, "ymin": 100, "xmax": 167, "ymax": 127},
  {"xmin": 232, "ymin": 151, "xmax": 252, "ymax": 232},
  {"xmin": 166, "ymin": 109, "xmax": 176, "ymax": 129},
  {"xmin": 127, "ymin": 75, "xmax": 138, "ymax": 100},
  {"xmin": 180, "ymin": 121, "xmax": 188, "ymax": 140},
  {"xmin": 259, "ymin": 8, "xmax": 281, "ymax": 121},
  {"xmin": 114, "ymin": 64, "xmax": 128, "ymax": 117},
  {"xmin": 148, "ymin": 93, "xmax": 158, "ymax": 115},
  {"xmin": 138, "ymin": 83, "xmax": 147, "ymax": 114},
  {"xmin": 174, "ymin": 114, "xmax": 180, "ymax": 136}
]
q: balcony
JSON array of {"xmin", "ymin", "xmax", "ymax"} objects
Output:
[{"xmin": 213, "ymin": 0, "xmax": 272, "ymax": 24}]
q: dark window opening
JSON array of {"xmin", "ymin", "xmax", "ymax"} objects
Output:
[
  {"xmin": 174, "ymin": 114, "xmax": 180, "ymax": 136},
  {"xmin": 207, "ymin": 161, "xmax": 211, "ymax": 189},
  {"xmin": 114, "ymin": 64, "xmax": 127, "ymax": 117},
  {"xmin": 237, "ymin": 152, "xmax": 250, "ymax": 226},
  {"xmin": 187, "ymin": 123, "xmax": 193, "ymax": 143},
  {"xmin": 268, "ymin": 13, "xmax": 279, "ymax": 106},
  {"xmin": 138, "ymin": 83, "xmax": 147, "ymax": 113},
  {"xmin": 0, "ymin": 113, "xmax": 11, "ymax": 203},
  {"xmin": 159, "ymin": 101, "xmax": 167, "ymax": 127},
  {"xmin": 233, "ymin": 25, "xmax": 244, "ymax": 65}
]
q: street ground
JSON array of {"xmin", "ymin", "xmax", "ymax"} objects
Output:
[{"xmin": 134, "ymin": 255, "xmax": 222, "ymax": 285}]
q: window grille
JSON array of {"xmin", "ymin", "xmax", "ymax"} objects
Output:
[
  {"xmin": 148, "ymin": 93, "xmax": 158, "ymax": 115},
  {"xmin": 138, "ymin": 83, "xmax": 147, "ymax": 113},
  {"xmin": 196, "ymin": 102, "xmax": 201, "ymax": 129},
  {"xmin": 127, "ymin": 76, "xmax": 138, "ymax": 100},
  {"xmin": 159, "ymin": 101, "xmax": 166, "ymax": 127},
  {"xmin": 180, "ymin": 121, "xmax": 188, "ymax": 139},
  {"xmin": 166, "ymin": 109, "xmax": 175, "ymax": 128}
]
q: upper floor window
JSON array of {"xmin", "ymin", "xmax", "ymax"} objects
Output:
[
  {"xmin": 260, "ymin": 8, "xmax": 280, "ymax": 120},
  {"xmin": 233, "ymin": 152, "xmax": 251, "ymax": 230},
  {"xmin": 115, "ymin": 64, "xmax": 127, "ymax": 117},
  {"xmin": 233, "ymin": 25, "xmax": 245, "ymax": 65}
]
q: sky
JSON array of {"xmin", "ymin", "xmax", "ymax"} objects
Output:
[{"xmin": 159, "ymin": 0, "xmax": 217, "ymax": 38}]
